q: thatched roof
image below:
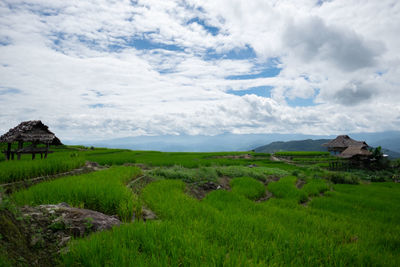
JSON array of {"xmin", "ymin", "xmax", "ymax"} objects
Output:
[
  {"xmin": 339, "ymin": 145, "xmax": 372, "ymax": 159},
  {"xmin": 322, "ymin": 135, "xmax": 367, "ymax": 149},
  {"xmin": 0, "ymin": 120, "xmax": 61, "ymax": 144}
]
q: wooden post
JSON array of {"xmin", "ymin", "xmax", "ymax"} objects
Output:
[
  {"xmin": 6, "ymin": 143, "xmax": 11, "ymax": 160},
  {"xmin": 17, "ymin": 141, "xmax": 23, "ymax": 160},
  {"xmin": 45, "ymin": 143, "xmax": 49, "ymax": 159},
  {"xmin": 32, "ymin": 142, "xmax": 36, "ymax": 160}
]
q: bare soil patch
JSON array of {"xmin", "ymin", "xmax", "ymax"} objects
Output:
[
  {"xmin": 186, "ymin": 177, "xmax": 231, "ymax": 199},
  {"xmin": 296, "ymin": 179, "xmax": 306, "ymax": 189}
]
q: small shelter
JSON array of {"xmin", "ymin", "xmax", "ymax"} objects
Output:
[
  {"xmin": 322, "ymin": 135, "xmax": 368, "ymax": 154},
  {"xmin": 0, "ymin": 120, "xmax": 62, "ymax": 160},
  {"xmin": 338, "ymin": 145, "xmax": 372, "ymax": 159},
  {"xmin": 323, "ymin": 135, "xmax": 372, "ymax": 169}
]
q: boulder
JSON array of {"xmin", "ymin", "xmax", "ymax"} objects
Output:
[{"xmin": 21, "ymin": 203, "xmax": 121, "ymax": 238}]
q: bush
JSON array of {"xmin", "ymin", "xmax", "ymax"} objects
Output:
[
  {"xmin": 149, "ymin": 166, "xmax": 218, "ymax": 183},
  {"xmin": 326, "ymin": 172, "xmax": 359, "ymax": 185},
  {"xmin": 216, "ymin": 166, "xmax": 289, "ymax": 181}
]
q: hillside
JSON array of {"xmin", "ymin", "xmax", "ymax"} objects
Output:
[
  {"xmin": 254, "ymin": 139, "xmax": 330, "ymax": 153},
  {"xmin": 254, "ymin": 139, "xmax": 400, "ymax": 158},
  {"xmin": 1, "ymin": 147, "xmax": 400, "ymax": 266}
]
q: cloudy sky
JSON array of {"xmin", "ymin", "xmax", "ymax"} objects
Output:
[{"xmin": 0, "ymin": 0, "xmax": 399, "ymax": 141}]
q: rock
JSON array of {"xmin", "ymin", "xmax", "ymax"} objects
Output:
[
  {"xmin": 21, "ymin": 203, "xmax": 121, "ymax": 238},
  {"xmin": 200, "ymin": 182, "xmax": 219, "ymax": 191},
  {"xmin": 247, "ymin": 164, "xmax": 257, "ymax": 168},
  {"xmin": 142, "ymin": 208, "xmax": 157, "ymax": 221},
  {"xmin": 1, "ymin": 203, "xmax": 120, "ymax": 266},
  {"xmin": 30, "ymin": 234, "xmax": 44, "ymax": 248}
]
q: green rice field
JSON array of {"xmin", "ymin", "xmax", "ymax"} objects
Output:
[{"xmin": 1, "ymin": 147, "xmax": 399, "ymax": 266}]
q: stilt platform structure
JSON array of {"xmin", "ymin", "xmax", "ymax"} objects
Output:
[
  {"xmin": 0, "ymin": 120, "xmax": 62, "ymax": 160},
  {"xmin": 322, "ymin": 135, "xmax": 372, "ymax": 169}
]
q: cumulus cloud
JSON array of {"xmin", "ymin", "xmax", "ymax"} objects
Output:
[
  {"xmin": 283, "ymin": 17, "xmax": 383, "ymax": 71},
  {"xmin": 334, "ymin": 82, "xmax": 375, "ymax": 106},
  {"xmin": 0, "ymin": 0, "xmax": 399, "ymax": 140}
]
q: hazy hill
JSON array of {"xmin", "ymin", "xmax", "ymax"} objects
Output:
[
  {"xmin": 254, "ymin": 139, "xmax": 330, "ymax": 153},
  {"xmin": 65, "ymin": 131, "xmax": 400, "ymax": 153},
  {"xmin": 254, "ymin": 139, "xmax": 400, "ymax": 159}
]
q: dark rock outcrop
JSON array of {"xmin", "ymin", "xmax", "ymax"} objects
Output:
[{"xmin": 0, "ymin": 203, "xmax": 120, "ymax": 266}]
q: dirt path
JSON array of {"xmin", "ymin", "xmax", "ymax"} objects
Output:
[{"xmin": 270, "ymin": 155, "xmax": 293, "ymax": 164}]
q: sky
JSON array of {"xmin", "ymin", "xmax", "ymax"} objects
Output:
[{"xmin": 0, "ymin": 0, "xmax": 399, "ymax": 142}]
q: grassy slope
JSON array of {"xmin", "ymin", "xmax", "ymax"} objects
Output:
[
  {"xmin": 3, "ymin": 147, "xmax": 399, "ymax": 265},
  {"xmin": 62, "ymin": 178, "xmax": 400, "ymax": 266},
  {"xmin": 0, "ymin": 151, "xmax": 85, "ymax": 183},
  {"xmin": 12, "ymin": 166, "xmax": 141, "ymax": 221}
]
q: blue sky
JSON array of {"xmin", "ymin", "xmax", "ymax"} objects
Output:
[{"xmin": 0, "ymin": 0, "xmax": 399, "ymax": 141}]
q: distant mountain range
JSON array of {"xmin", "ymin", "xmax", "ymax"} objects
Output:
[
  {"xmin": 254, "ymin": 139, "xmax": 400, "ymax": 159},
  {"xmin": 254, "ymin": 139, "xmax": 329, "ymax": 153},
  {"xmin": 64, "ymin": 131, "xmax": 400, "ymax": 155}
]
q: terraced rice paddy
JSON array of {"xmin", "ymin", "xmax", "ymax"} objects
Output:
[{"xmin": 1, "ymin": 147, "xmax": 399, "ymax": 266}]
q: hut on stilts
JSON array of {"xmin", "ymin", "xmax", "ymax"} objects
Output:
[
  {"xmin": 323, "ymin": 135, "xmax": 372, "ymax": 169},
  {"xmin": 0, "ymin": 120, "xmax": 62, "ymax": 160}
]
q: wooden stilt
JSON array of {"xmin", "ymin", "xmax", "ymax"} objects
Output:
[
  {"xmin": 45, "ymin": 143, "xmax": 49, "ymax": 159},
  {"xmin": 6, "ymin": 143, "xmax": 11, "ymax": 161},
  {"xmin": 17, "ymin": 141, "xmax": 23, "ymax": 160},
  {"xmin": 32, "ymin": 142, "xmax": 37, "ymax": 160}
]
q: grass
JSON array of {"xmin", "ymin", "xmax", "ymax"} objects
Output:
[
  {"xmin": 148, "ymin": 165, "xmax": 218, "ymax": 183},
  {"xmin": 62, "ymin": 179, "xmax": 400, "ymax": 266},
  {"xmin": 267, "ymin": 176, "xmax": 309, "ymax": 203},
  {"xmin": 0, "ymin": 152, "xmax": 85, "ymax": 184},
  {"xmin": 302, "ymin": 178, "xmax": 330, "ymax": 197},
  {"xmin": 216, "ymin": 166, "xmax": 289, "ymax": 181},
  {"xmin": 2, "ymin": 146, "xmax": 399, "ymax": 265},
  {"xmin": 12, "ymin": 166, "xmax": 141, "ymax": 221},
  {"xmin": 292, "ymin": 157, "xmax": 336, "ymax": 162},
  {"xmin": 148, "ymin": 165, "xmax": 290, "ymax": 184},
  {"xmin": 274, "ymin": 151, "xmax": 330, "ymax": 157},
  {"xmin": 84, "ymin": 150, "xmax": 273, "ymax": 168},
  {"xmin": 230, "ymin": 177, "xmax": 265, "ymax": 200}
]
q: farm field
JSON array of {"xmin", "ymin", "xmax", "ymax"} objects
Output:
[{"xmin": 1, "ymin": 146, "xmax": 400, "ymax": 266}]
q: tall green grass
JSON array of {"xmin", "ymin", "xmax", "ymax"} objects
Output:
[
  {"xmin": 148, "ymin": 165, "xmax": 218, "ymax": 183},
  {"xmin": 275, "ymin": 151, "xmax": 330, "ymax": 157},
  {"xmin": 0, "ymin": 152, "xmax": 85, "ymax": 183},
  {"xmin": 84, "ymin": 150, "xmax": 273, "ymax": 168},
  {"xmin": 148, "ymin": 165, "xmax": 289, "ymax": 184},
  {"xmin": 62, "ymin": 180, "xmax": 400, "ymax": 266},
  {"xmin": 230, "ymin": 177, "xmax": 265, "ymax": 200},
  {"xmin": 216, "ymin": 166, "xmax": 289, "ymax": 181},
  {"xmin": 12, "ymin": 166, "xmax": 141, "ymax": 221},
  {"xmin": 267, "ymin": 176, "xmax": 308, "ymax": 203}
]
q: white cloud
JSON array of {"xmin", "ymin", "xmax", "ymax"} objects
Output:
[{"xmin": 0, "ymin": 0, "xmax": 399, "ymax": 141}]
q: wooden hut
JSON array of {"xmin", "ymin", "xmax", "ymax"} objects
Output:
[
  {"xmin": 322, "ymin": 135, "xmax": 368, "ymax": 154},
  {"xmin": 323, "ymin": 135, "xmax": 372, "ymax": 169},
  {"xmin": 0, "ymin": 120, "xmax": 62, "ymax": 160},
  {"xmin": 338, "ymin": 145, "xmax": 372, "ymax": 167}
]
